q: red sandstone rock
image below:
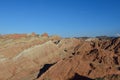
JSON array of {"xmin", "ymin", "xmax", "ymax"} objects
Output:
[
  {"xmin": 41, "ymin": 33, "xmax": 49, "ymax": 37},
  {"xmin": 38, "ymin": 38, "xmax": 120, "ymax": 80},
  {"xmin": 0, "ymin": 35, "xmax": 120, "ymax": 80}
]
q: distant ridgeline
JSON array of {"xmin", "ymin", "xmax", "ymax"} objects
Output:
[
  {"xmin": 74, "ymin": 36, "xmax": 119, "ymax": 40},
  {"xmin": 0, "ymin": 32, "xmax": 49, "ymax": 39}
]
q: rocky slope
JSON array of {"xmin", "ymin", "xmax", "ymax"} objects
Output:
[
  {"xmin": 0, "ymin": 33, "xmax": 120, "ymax": 80},
  {"xmin": 38, "ymin": 37, "xmax": 120, "ymax": 80}
]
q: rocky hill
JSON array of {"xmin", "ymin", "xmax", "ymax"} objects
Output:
[{"xmin": 0, "ymin": 33, "xmax": 120, "ymax": 80}]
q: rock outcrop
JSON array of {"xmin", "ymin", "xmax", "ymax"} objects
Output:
[
  {"xmin": 38, "ymin": 37, "xmax": 120, "ymax": 80},
  {"xmin": 0, "ymin": 34, "xmax": 120, "ymax": 80}
]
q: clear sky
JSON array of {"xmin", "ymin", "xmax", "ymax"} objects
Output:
[{"xmin": 0, "ymin": 0, "xmax": 120, "ymax": 37}]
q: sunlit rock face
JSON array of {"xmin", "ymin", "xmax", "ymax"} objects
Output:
[{"xmin": 0, "ymin": 34, "xmax": 120, "ymax": 80}]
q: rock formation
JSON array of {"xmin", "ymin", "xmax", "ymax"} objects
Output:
[{"xmin": 0, "ymin": 34, "xmax": 120, "ymax": 80}]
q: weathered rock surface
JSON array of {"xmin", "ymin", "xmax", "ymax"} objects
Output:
[
  {"xmin": 0, "ymin": 34, "xmax": 120, "ymax": 80},
  {"xmin": 38, "ymin": 37, "xmax": 120, "ymax": 80}
]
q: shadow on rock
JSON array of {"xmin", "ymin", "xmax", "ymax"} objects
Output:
[
  {"xmin": 36, "ymin": 63, "xmax": 56, "ymax": 79},
  {"xmin": 70, "ymin": 73, "xmax": 93, "ymax": 80}
]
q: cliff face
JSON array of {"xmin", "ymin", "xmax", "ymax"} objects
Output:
[{"xmin": 0, "ymin": 34, "xmax": 120, "ymax": 80}]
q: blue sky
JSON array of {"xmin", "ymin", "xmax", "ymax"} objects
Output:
[{"xmin": 0, "ymin": 0, "xmax": 120, "ymax": 37}]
